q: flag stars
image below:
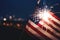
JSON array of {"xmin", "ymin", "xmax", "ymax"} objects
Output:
[{"xmin": 33, "ymin": 16, "xmax": 40, "ymax": 23}]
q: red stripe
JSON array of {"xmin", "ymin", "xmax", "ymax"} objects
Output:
[
  {"xmin": 38, "ymin": 20, "xmax": 60, "ymax": 39},
  {"xmin": 37, "ymin": 23, "xmax": 46, "ymax": 31},
  {"xmin": 37, "ymin": 23, "xmax": 43, "ymax": 28},
  {"xmin": 48, "ymin": 23, "xmax": 60, "ymax": 33},
  {"xmin": 49, "ymin": 18, "xmax": 60, "ymax": 28},
  {"xmin": 25, "ymin": 11, "xmax": 60, "ymax": 40},
  {"xmin": 48, "ymin": 11, "xmax": 60, "ymax": 20},
  {"xmin": 41, "ymin": 19, "xmax": 60, "ymax": 33},
  {"xmin": 48, "ymin": 18, "xmax": 60, "ymax": 33},
  {"xmin": 47, "ymin": 29, "xmax": 60, "ymax": 39},
  {"xmin": 27, "ymin": 23, "xmax": 51, "ymax": 40},
  {"xmin": 25, "ymin": 28, "xmax": 40, "ymax": 40}
]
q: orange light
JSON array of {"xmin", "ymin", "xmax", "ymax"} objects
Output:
[
  {"xmin": 16, "ymin": 24, "xmax": 21, "ymax": 27},
  {"xmin": 6, "ymin": 23, "xmax": 9, "ymax": 26},
  {"xmin": 3, "ymin": 22, "xmax": 6, "ymax": 26}
]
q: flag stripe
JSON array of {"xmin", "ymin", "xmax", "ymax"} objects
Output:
[
  {"xmin": 48, "ymin": 11, "xmax": 60, "ymax": 25},
  {"xmin": 37, "ymin": 23, "xmax": 46, "ymax": 31},
  {"xmin": 38, "ymin": 24, "xmax": 60, "ymax": 37},
  {"xmin": 25, "ymin": 10, "xmax": 60, "ymax": 40},
  {"xmin": 48, "ymin": 11, "xmax": 60, "ymax": 20},
  {"xmin": 28, "ymin": 20, "xmax": 59, "ymax": 40},
  {"xmin": 42, "ymin": 19, "xmax": 60, "ymax": 33},
  {"xmin": 25, "ymin": 27, "xmax": 41, "ymax": 40},
  {"xmin": 48, "ymin": 18, "xmax": 60, "ymax": 31},
  {"xmin": 38, "ymin": 20, "xmax": 60, "ymax": 34},
  {"xmin": 42, "ymin": 18, "xmax": 60, "ymax": 31},
  {"xmin": 41, "ymin": 11, "xmax": 60, "ymax": 25},
  {"xmin": 26, "ymin": 25, "xmax": 45, "ymax": 40},
  {"xmin": 27, "ymin": 22, "xmax": 51, "ymax": 40},
  {"xmin": 49, "ymin": 18, "xmax": 60, "ymax": 28},
  {"xmin": 39, "ymin": 20, "xmax": 60, "ymax": 38},
  {"xmin": 39, "ymin": 20, "xmax": 60, "ymax": 37},
  {"xmin": 47, "ymin": 29, "xmax": 60, "ymax": 39}
]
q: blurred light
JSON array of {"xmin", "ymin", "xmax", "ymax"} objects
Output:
[
  {"xmin": 37, "ymin": 9, "xmax": 50, "ymax": 21},
  {"xmin": 18, "ymin": 18, "xmax": 23, "ymax": 21},
  {"xmin": 3, "ymin": 18, "xmax": 7, "ymax": 21},
  {"xmin": 37, "ymin": 0, "xmax": 41, "ymax": 4},
  {"xmin": 42, "ymin": 10, "xmax": 50, "ymax": 19},
  {"xmin": 16, "ymin": 23, "xmax": 21, "ymax": 27},
  {"xmin": 9, "ymin": 16, "xmax": 12, "ymax": 20},
  {"xmin": 3, "ymin": 22, "xmax": 6, "ymax": 26},
  {"xmin": 50, "ymin": 6, "xmax": 54, "ymax": 8},
  {"xmin": 6, "ymin": 23, "xmax": 9, "ymax": 26}
]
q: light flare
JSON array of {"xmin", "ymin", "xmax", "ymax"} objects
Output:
[{"xmin": 37, "ymin": 9, "xmax": 50, "ymax": 22}]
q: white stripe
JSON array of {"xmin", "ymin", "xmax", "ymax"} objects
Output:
[
  {"xmin": 48, "ymin": 12, "xmax": 60, "ymax": 25},
  {"xmin": 42, "ymin": 18, "xmax": 60, "ymax": 31},
  {"xmin": 39, "ymin": 21, "xmax": 60, "ymax": 37},
  {"xmin": 28, "ymin": 20, "xmax": 58, "ymax": 40},
  {"xmin": 26, "ymin": 25, "xmax": 45, "ymax": 40}
]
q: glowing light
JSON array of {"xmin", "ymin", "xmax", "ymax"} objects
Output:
[
  {"xmin": 18, "ymin": 18, "xmax": 23, "ymax": 21},
  {"xmin": 6, "ymin": 23, "xmax": 9, "ymax": 26},
  {"xmin": 3, "ymin": 22, "xmax": 6, "ymax": 26},
  {"xmin": 9, "ymin": 16, "xmax": 12, "ymax": 19},
  {"xmin": 16, "ymin": 24, "xmax": 21, "ymax": 27},
  {"xmin": 37, "ymin": 0, "xmax": 41, "ymax": 4},
  {"xmin": 42, "ymin": 11, "xmax": 50, "ymax": 19},
  {"xmin": 50, "ymin": 6, "xmax": 54, "ymax": 8},
  {"xmin": 38, "ymin": 9, "xmax": 50, "ymax": 19},
  {"xmin": 3, "ymin": 18, "xmax": 7, "ymax": 21}
]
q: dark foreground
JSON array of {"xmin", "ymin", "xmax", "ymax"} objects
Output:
[{"xmin": 0, "ymin": 25, "xmax": 39, "ymax": 40}]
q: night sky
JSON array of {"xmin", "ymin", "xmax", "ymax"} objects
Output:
[{"xmin": 0, "ymin": 0, "xmax": 60, "ymax": 19}]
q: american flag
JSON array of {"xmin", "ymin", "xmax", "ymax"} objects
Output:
[{"xmin": 25, "ymin": 8, "xmax": 60, "ymax": 40}]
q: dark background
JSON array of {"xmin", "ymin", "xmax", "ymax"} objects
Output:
[
  {"xmin": 0, "ymin": 0, "xmax": 60, "ymax": 19},
  {"xmin": 0, "ymin": 0, "xmax": 36, "ymax": 19}
]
